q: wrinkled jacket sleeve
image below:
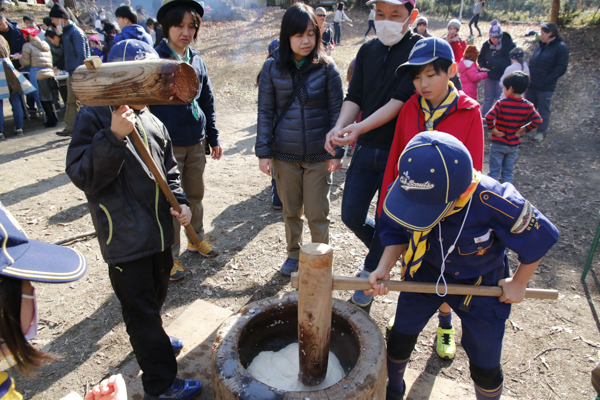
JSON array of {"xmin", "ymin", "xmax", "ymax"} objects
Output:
[
  {"xmin": 466, "ymin": 63, "xmax": 487, "ymax": 83},
  {"xmin": 256, "ymin": 59, "xmax": 275, "ymax": 158},
  {"xmin": 326, "ymin": 63, "xmax": 345, "ymax": 158},
  {"xmin": 161, "ymin": 123, "xmax": 189, "ymax": 206},
  {"xmin": 197, "ymin": 58, "xmax": 220, "ymax": 148},
  {"xmin": 66, "ymin": 109, "xmax": 127, "ymax": 195},
  {"xmin": 72, "ymin": 28, "xmax": 90, "ymax": 67},
  {"xmin": 546, "ymin": 43, "xmax": 569, "ymax": 84},
  {"xmin": 20, "ymin": 44, "xmax": 31, "ymax": 67}
]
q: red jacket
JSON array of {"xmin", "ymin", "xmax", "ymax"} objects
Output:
[
  {"xmin": 449, "ymin": 37, "xmax": 467, "ymax": 63},
  {"xmin": 378, "ymin": 92, "xmax": 484, "ymax": 214}
]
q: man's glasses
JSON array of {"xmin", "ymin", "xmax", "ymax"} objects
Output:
[{"xmin": 316, "ymin": 14, "xmax": 326, "ymax": 17}]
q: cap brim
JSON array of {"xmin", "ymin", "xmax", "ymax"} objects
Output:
[
  {"xmin": 157, "ymin": 0, "xmax": 204, "ymax": 24},
  {"xmin": 382, "ymin": 177, "xmax": 454, "ymax": 231},
  {"xmin": 395, "ymin": 56, "xmax": 438, "ymax": 76},
  {"xmin": 1, "ymin": 240, "xmax": 87, "ymax": 283},
  {"xmin": 366, "ymin": 0, "xmax": 412, "ymax": 5}
]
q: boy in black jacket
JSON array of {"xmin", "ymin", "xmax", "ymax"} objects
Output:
[{"xmin": 66, "ymin": 40, "xmax": 202, "ymax": 400}]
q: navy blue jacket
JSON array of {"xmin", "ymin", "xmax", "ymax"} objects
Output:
[
  {"xmin": 478, "ymin": 32, "xmax": 516, "ymax": 81},
  {"xmin": 0, "ymin": 18, "xmax": 26, "ymax": 54},
  {"xmin": 114, "ymin": 24, "xmax": 154, "ymax": 47},
  {"xmin": 528, "ymin": 36, "xmax": 569, "ymax": 92},
  {"xmin": 150, "ymin": 40, "xmax": 219, "ymax": 148},
  {"xmin": 62, "ymin": 22, "xmax": 91, "ymax": 75}
]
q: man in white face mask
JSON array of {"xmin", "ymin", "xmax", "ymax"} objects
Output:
[{"xmin": 324, "ymin": 0, "xmax": 419, "ymax": 312}]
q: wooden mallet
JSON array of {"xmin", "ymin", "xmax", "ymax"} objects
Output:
[{"xmin": 71, "ymin": 56, "xmax": 204, "ymax": 248}]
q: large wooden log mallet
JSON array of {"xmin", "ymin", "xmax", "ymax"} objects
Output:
[{"xmin": 71, "ymin": 56, "xmax": 204, "ymax": 247}]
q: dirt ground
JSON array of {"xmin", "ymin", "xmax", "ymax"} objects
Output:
[{"xmin": 1, "ymin": 8, "xmax": 600, "ymax": 400}]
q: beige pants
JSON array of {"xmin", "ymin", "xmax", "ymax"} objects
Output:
[
  {"xmin": 272, "ymin": 159, "xmax": 332, "ymax": 259},
  {"xmin": 65, "ymin": 76, "xmax": 80, "ymax": 132},
  {"xmin": 171, "ymin": 140, "xmax": 206, "ymax": 259}
]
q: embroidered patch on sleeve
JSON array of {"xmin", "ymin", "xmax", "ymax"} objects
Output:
[{"xmin": 511, "ymin": 200, "xmax": 533, "ymax": 234}]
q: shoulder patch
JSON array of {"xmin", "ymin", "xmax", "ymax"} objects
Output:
[
  {"xmin": 511, "ymin": 200, "xmax": 533, "ymax": 234},
  {"xmin": 479, "ymin": 190, "xmax": 519, "ymax": 219}
]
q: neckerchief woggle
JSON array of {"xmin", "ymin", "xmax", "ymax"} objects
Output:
[
  {"xmin": 401, "ymin": 170, "xmax": 481, "ymax": 278},
  {"xmin": 420, "ymin": 81, "xmax": 459, "ymax": 131},
  {"xmin": 164, "ymin": 39, "xmax": 200, "ymax": 121}
]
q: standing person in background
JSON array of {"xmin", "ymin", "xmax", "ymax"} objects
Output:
[
  {"xmin": 526, "ymin": 22, "xmax": 569, "ymax": 144},
  {"xmin": 444, "ymin": 18, "xmax": 466, "ymax": 90},
  {"xmin": 151, "ymin": 0, "xmax": 222, "ymax": 281},
  {"xmin": 102, "ymin": 20, "xmax": 117, "ymax": 52},
  {"xmin": 459, "ymin": 44, "xmax": 487, "ymax": 100},
  {"xmin": 413, "ymin": 16, "xmax": 431, "ymax": 37},
  {"xmin": 0, "ymin": 35, "xmax": 24, "ymax": 139},
  {"xmin": 498, "ymin": 47, "xmax": 528, "ymax": 99},
  {"xmin": 95, "ymin": 9, "xmax": 106, "ymax": 41},
  {"xmin": 333, "ymin": 2, "xmax": 352, "ymax": 45},
  {"xmin": 113, "ymin": 6, "xmax": 154, "ymax": 46},
  {"xmin": 315, "ymin": 7, "xmax": 333, "ymax": 54},
  {"xmin": 478, "ymin": 19, "xmax": 514, "ymax": 115},
  {"xmin": 0, "ymin": 14, "xmax": 26, "ymax": 69},
  {"xmin": 364, "ymin": 4, "xmax": 376, "ymax": 38},
  {"xmin": 256, "ymin": 3, "xmax": 344, "ymax": 276},
  {"xmin": 50, "ymin": 2, "xmax": 91, "ymax": 137},
  {"xmin": 468, "ymin": 0, "xmax": 484, "ymax": 38},
  {"xmin": 146, "ymin": 17, "xmax": 157, "ymax": 44}
]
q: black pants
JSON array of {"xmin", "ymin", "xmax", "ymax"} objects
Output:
[
  {"xmin": 469, "ymin": 14, "xmax": 481, "ymax": 35},
  {"xmin": 108, "ymin": 249, "xmax": 177, "ymax": 396},
  {"xmin": 365, "ymin": 20, "xmax": 376, "ymax": 36}
]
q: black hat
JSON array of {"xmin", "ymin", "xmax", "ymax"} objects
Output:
[
  {"xmin": 49, "ymin": 3, "xmax": 70, "ymax": 19},
  {"xmin": 157, "ymin": 0, "xmax": 204, "ymax": 24}
]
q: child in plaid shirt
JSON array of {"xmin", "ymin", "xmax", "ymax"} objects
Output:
[{"xmin": 485, "ymin": 71, "xmax": 542, "ymax": 184}]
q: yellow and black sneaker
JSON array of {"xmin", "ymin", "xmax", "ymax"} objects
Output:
[
  {"xmin": 187, "ymin": 238, "xmax": 219, "ymax": 258},
  {"xmin": 170, "ymin": 259, "xmax": 186, "ymax": 281},
  {"xmin": 436, "ymin": 326, "xmax": 456, "ymax": 360}
]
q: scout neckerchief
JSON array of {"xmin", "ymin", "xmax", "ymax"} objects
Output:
[
  {"xmin": 420, "ymin": 81, "xmax": 459, "ymax": 130},
  {"xmin": 0, "ymin": 372, "xmax": 23, "ymax": 400},
  {"xmin": 164, "ymin": 39, "xmax": 200, "ymax": 121},
  {"xmin": 401, "ymin": 170, "xmax": 481, "ymax": 279}
]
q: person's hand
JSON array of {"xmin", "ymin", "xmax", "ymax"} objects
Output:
[
  {"xmin": 364, "ymin": 267, "xmax": 391, "ymax": 297},
  {"xmin": 259, "ymin": 158, "xmax": 272, "ymax": 175},
  {"xmin": 515, "ymin": 127, "xmax": 526, "ymax": 138},
  {"xmin": 211, "ymin": 145, "xmax": 223, "ymax": 160},
  {"xmin": 53, "ymin": 66, "xmax": 60, "ymax": 75},
  {"xmin": 10, "ymin": 53, "xmax": 21, "ymax": 60},
  {"xmin": 324, "ymin": 127, "xmax": 341, "ymax": 156},
  {"xmin": 332, "ymin": 123, "xmax": 363, "ymax": 147},
  {"xmin": 84, "ymin": 374, "xmax": 127, "ymax": 400},
  {"xmin": 490, "ymin": 128, "xmax": 504, "ymax": 137},
  {"xmin": 110, "ymin": 105, "xmax": 135, "ymax": 139},
  {"xmin": 170, "ymin": 204, "xmax": 191, "ymax": 226},
  {"xmin": 328, "ymin": 158, "xmax": 343, "ymax": 172},
  {"xmin": 498, "ymin": 277, "xmax": 527, "ymax": 303}
]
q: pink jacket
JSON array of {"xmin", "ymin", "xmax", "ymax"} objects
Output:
[{"xmin": 459, "ymin": 59, "xmax": 487, "ymax": 100}]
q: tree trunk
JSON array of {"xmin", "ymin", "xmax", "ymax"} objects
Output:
[{"xmin": 551, "ymin": 0, "xmax": 560, "ymax": 23}]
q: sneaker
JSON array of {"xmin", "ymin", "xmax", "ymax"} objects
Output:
[
  {"xmin": 280, "ymin": 257, "xmax": 299, "ymax": 276},
  {"xmin": 56, "ymin": 129, "xmax": 72, "ymax": 137},
  {"xmin": 144, "ymin": 378, "xmax": 202, "ymax": 400},
  {"xmin": 350, "ymin": 290, "xmax": 373, "ymax": 311},
  {"xmin": 436, "ymin": 326, "xmax": 456, "ymax": 360},
  {"xmin": 532, "ymin": 132, "xmax": 545, "ymax": 144},
  {"xmin": 478, "ymin": 34, "xmax": 483, "ymax": 37},
  {"xmin": 169, "ymin": 336, "xmax": 183, "ymax": 353},
  {"xmin": 0, "ymin": 132, "xmax": 5, "ymax": 140},
  {"xmin": 170, "ymin": 260, "xmax": 186, "ymax": 281},
  {"xmin": 386, "ymin": 381, "xmax": 406, "ymax": 400},
  {"xmin": 187, "ymin": 238, "xmax": 219, "ymax": 258},
  {"xmin": 14, "ymin": 128, "xmax": 24, "ymax": 137}
]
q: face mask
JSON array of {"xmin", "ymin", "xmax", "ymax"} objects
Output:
[
  {"xmin": 21, "ymin": 289, "xmax": 38, "ymax": 341},
  {"xmin": 99, "ymin": 14, "xmax": 105, "ymax": 19},
  {"xmin": 375, "ymin": 18, "xmax": 409, "ymax": 47}
]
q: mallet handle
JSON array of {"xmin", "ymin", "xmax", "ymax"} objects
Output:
[
  {"xmin": 290, "ymin": 274, "xmax": 558, "ymax": 300},
  {"xmin": 129, "ymin": 127, "xmax": 203, "ymax": 247}
]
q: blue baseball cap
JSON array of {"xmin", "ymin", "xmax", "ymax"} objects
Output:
[
  {"xmin": 107, "ymin": 39, "xmax": 159, "ymax": 63},
  {"xmin": 382, "ymin": 131, "xmax": 473, "ymax": 231},
  {"xmin": 0, "ymin": 202, "xmax": 87, "ymax": 283},
  {"xmin": 396, "ymin": 37, "xmax": 455, "ymax": 76}
]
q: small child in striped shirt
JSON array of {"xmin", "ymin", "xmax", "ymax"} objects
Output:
[{"xmin": 485, "ymin": 71, "xmax": 542, "ymax": 184}]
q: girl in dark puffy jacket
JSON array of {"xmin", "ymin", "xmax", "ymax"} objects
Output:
[{"xmin": 256, "ymin": 3, "xmax": 344, "ymax": 276}]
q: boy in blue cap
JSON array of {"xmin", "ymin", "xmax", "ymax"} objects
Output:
[
  {"xmin": 66, "ymin": 40, "xmax": 202, "ymax": 400},
  {"xmin": 368, "ymin": 131, "xmax": 559, "ymax": 400}
]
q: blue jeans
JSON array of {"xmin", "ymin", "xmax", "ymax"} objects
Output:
[
  {"xmin": 27, "ymin": 67, "xmax": 43, "ymax": 112},
  {"xmin": 488, "ymin": 143, "xmax": 519, "ymax": 184},
  {"xmin": 525, "ymin": 88, "xmax": 553, "ymax": 133},
  {"xmin": 482, "ymin": 78, "xmax": 502, "ymax": 116},
  {"xmin": 333, "ymin": 22, "xmax": 341, "ymax": 44},
  {"xmin": 0, "ymin": 93, "xmax": 24, "ymax": 132},
  {"xmin": 341, "ymin": 145, "xmax": 389, "ymax": 273}
]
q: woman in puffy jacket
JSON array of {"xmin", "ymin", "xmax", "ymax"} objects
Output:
[
  {"xmin": 256, "ymin": 3, "xmax": 344, "ymax": 275},
  {"xmin": 20, "ymin": 29, "xmax": 58, "ymax": 127},
  {"xmin": 459, "ymin": 44, "xmax": 487, "ymax": 100}
]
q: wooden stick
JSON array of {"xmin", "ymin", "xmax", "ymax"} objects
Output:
[
  {"xmin": 51, "ymin": 230, "xmax": 96, "ymax": 245},
  {"xmin": 297, "ymin": 243, "xmax": 333, "ymax": 386},
  {"xmin": 128, "ymin": 127, "xmax": 203, "ymax": 247},
  {"xmin": 290, "ymin": 274, "xmax": 558, "ymax": 300}
]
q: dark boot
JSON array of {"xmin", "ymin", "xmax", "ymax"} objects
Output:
[{"xmin": 41, "ymin": 101, "xmax": 58, "ymax": 127}]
